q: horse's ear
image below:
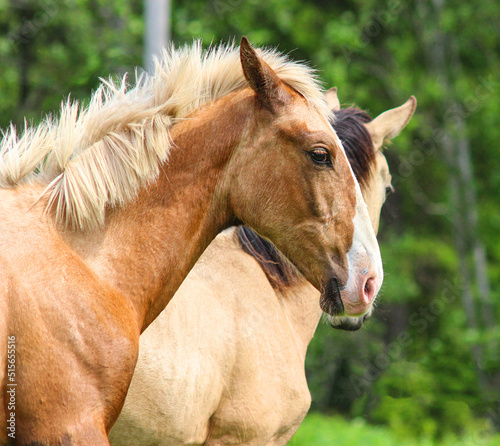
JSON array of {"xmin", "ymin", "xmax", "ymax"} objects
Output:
[
  {"xmin": 240, "ymin": 36, "xmax": 287, "ymax": 111},
  {"xmin": 325, "ymin": 87, "xmax": 341, "ymax": 111},
  {"xmin": 365, "ymin": 96, "xmax": 417, "ymax": 150}
]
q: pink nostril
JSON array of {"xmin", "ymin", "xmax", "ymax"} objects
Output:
[{"xmin": 363, "ymin": 277, "xmax": 376, "ymax": 303}]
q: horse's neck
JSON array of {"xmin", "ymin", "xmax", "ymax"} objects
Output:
[
  {"xmin": 67, "ymin": 94, "xmax": 250, "ymax": 332},
  {"xmin": 211, "ymin": 229, "xmax": 322, "ymax": 356},
  {"xmin": 275, "ymin": 281, "xmax": 323, "ymax": 355}
]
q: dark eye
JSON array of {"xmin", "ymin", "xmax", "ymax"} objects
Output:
[
  {"xmin": 385, "ymin": 185, "xmax": 395, "ymax": 197},
  {"xmin": 309, "ymin": 148, "xmax": 332, "ymax": 167}
]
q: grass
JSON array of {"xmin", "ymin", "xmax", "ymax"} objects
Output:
[{"xmin": 288, "ymin": 413, "xmax": 500, "ymax": 446}]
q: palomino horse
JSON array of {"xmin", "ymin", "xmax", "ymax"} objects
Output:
[
  {"xmin": 110, "ymin": 90, "xmax": 416, "ymax": 445},
  {"xmin": 0, "ymin": 40, "xmax": 382, "ymax": 444}
]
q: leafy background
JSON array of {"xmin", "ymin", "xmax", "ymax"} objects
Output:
[{"xmin": 1, "ymin": 0, "xmax": 499, "ymax": 443}]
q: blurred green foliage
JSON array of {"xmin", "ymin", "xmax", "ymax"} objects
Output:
[
  {"xmin": 0, "ymin": 0, "xmax": 498, "ymax": 442},
  {"xmin": 290, "ymin": 413, "xmax": 500, "ymax": 446}
]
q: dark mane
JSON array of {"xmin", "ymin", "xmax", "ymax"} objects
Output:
[
  {"xmin": 237, "ymin": 106, "xmax": 375, "ymax": 291},
  {"xmin": 334, "ymin": 107, "xmax": 374, "ymax": 189}
]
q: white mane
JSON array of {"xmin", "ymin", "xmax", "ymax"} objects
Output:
[{"xmin": 0, "ymin": 41, "xmax": 329, "ymax": 230}]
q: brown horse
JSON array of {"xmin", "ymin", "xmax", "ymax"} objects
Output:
[
  {"xmin": 109, "ymin": 90, "xmax": 416, "ymax": 445},
  {"xmin": 0, "ymin": 40, "xmax": 382, "ymax": 444}
]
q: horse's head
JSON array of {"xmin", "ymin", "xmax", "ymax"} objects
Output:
[
  {"xmin": 226, "ymin": 38, "xmax": 382, "ymax": 319},
  {"xmin": 323, "ymin": 88, "xmax": 416, "ymax": 330}
]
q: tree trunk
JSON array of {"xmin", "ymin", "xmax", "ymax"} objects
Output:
[{"xmin": 144, "ymin": 0, "xmax": 171, "ymax": 72}]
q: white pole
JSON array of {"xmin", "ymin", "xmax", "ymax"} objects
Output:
[{"xmin": 144, "ymin": 0, "xmax": 171, "ymax": 72}]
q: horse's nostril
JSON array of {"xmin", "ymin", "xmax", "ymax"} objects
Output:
[{"xmin": 363, "ymin": 277, "xmax": 376, "ymax": 303}]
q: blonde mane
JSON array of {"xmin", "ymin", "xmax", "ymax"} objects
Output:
[{"xmin": 0, "ymin": 41, "xmax": 329, "ymax": 231}]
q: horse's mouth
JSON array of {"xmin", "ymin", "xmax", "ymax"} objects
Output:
[{"xmin": 327, "ymin": 312, "xmax": 370, "ymax": 331}]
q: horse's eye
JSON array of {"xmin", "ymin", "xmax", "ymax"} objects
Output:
[
  {"xmin": 385, "ymin": 185, "xmax": 395, "ymax": 197},
  {"xmin": 309, "ymin": 148, "xmax": 332, "ymax": 167}
]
